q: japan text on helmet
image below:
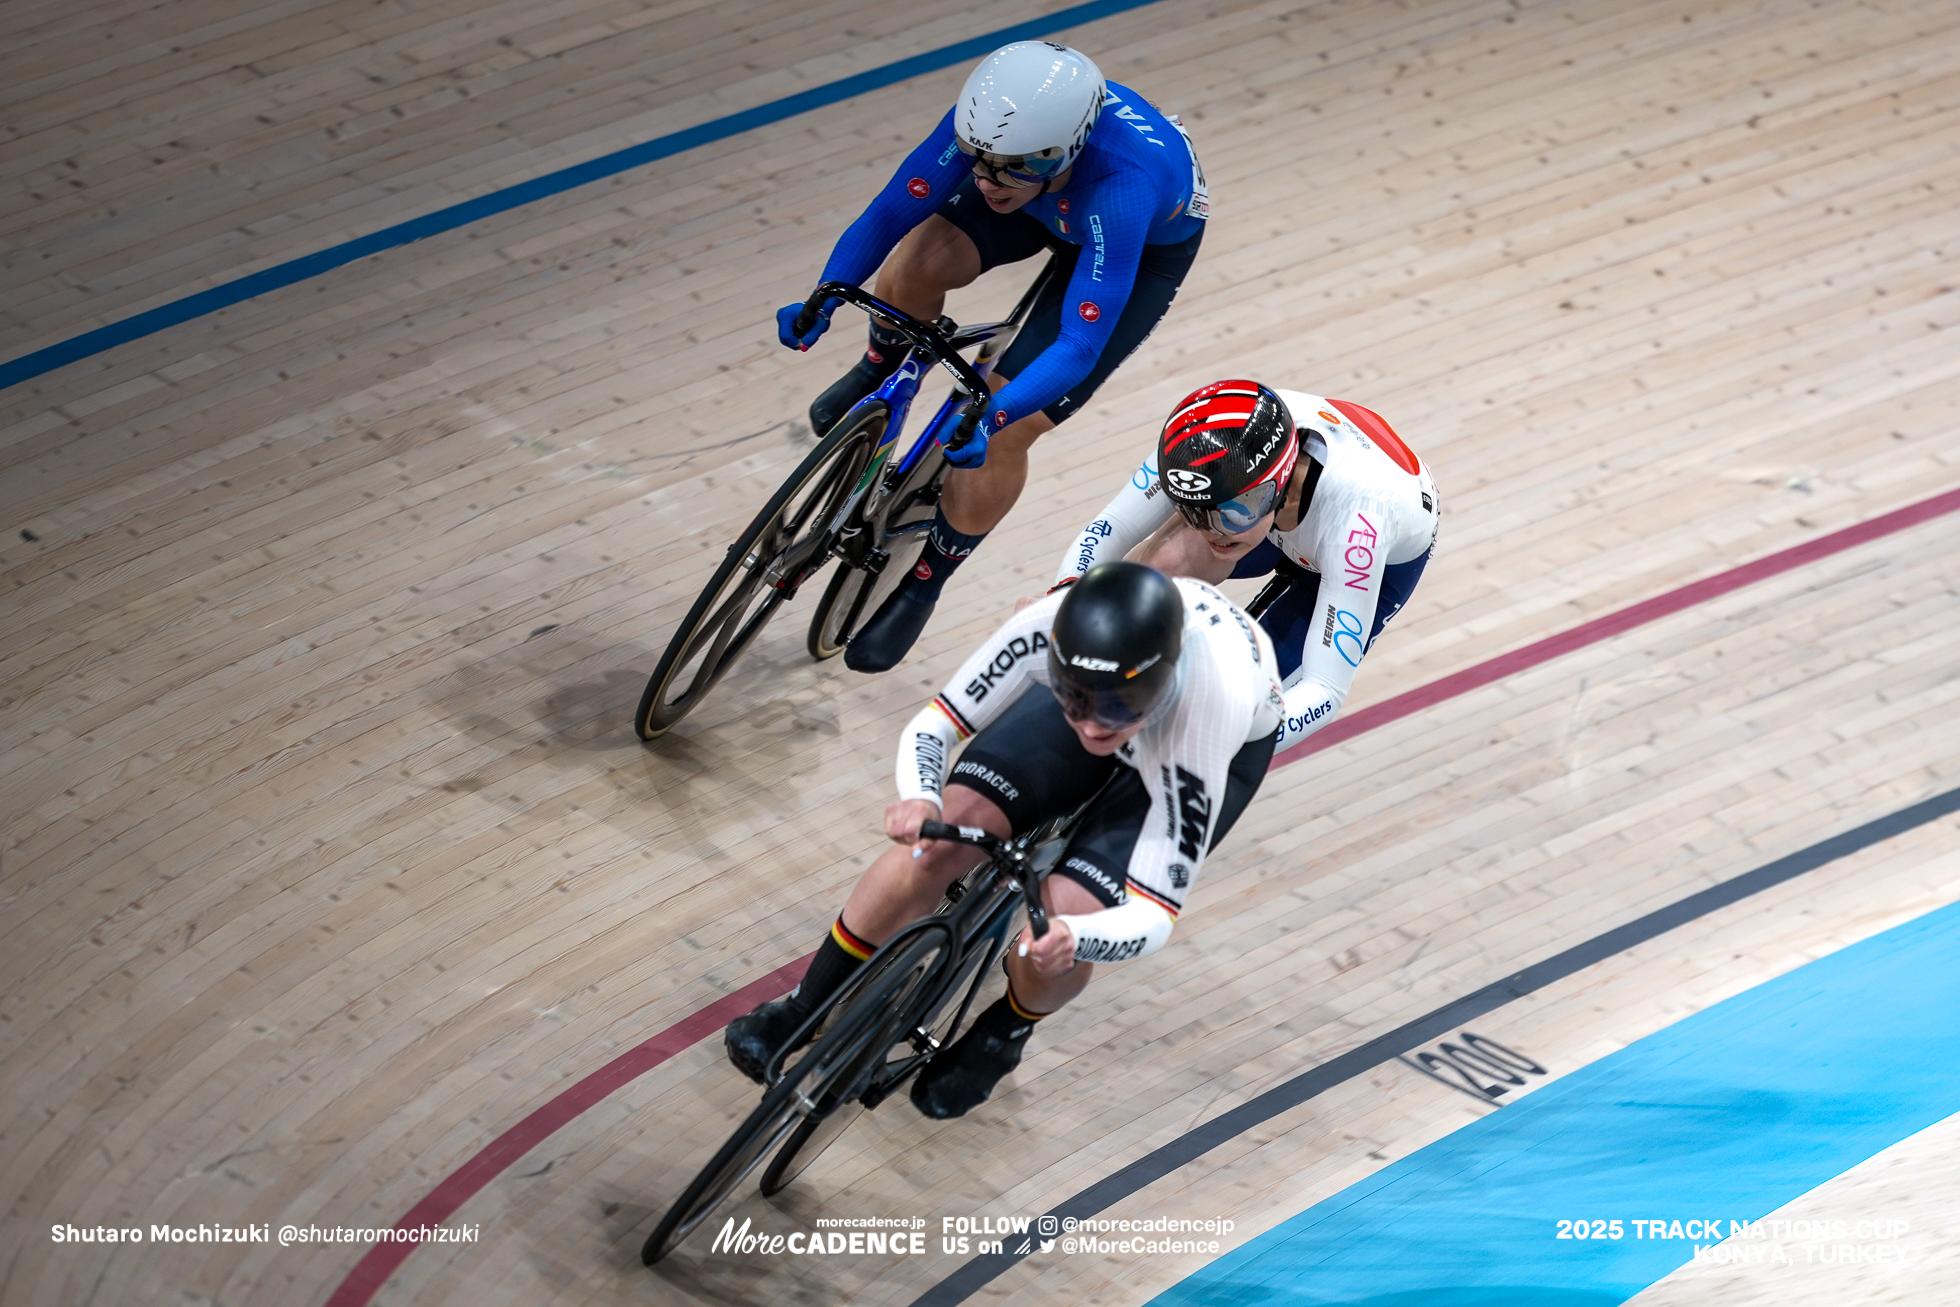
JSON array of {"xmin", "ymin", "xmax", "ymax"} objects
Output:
[
  {"xmin": 955, "ymin": 42, "xmax": 1105, "ymax": 189},
  {"xmin": 1046, "ymin": 562, "xmax": 1184, "ymax": 729},
  {"xmin": 1157, "ymin": 381, "xmax": 1299, "ymax": 535}
]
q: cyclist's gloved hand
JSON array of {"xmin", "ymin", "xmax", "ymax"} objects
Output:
[
  {"xmin": 941, "ymin": 407, "xmax": 1000, "ymax": 469},
  {"xmin": 776, "ymin": 298, "xmax": 838, "ymax": 351}
]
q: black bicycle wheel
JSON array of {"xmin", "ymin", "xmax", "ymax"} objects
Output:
[
  {"xmin": 805, "ymin": 442, "xmax": 947, "ymax": 661},
  {"xmin": 805, "ymin": 534, "xmax": 925, "ymax": 661},
  {"xmin": 635, "ymin": 406, "xmax": 883, "ymax": 739},
  {"xmin": 758, "ymin": 928, "xmax": 989, "ymax": 1195},
  {"xmin": 641, "ymin": 929, "xmax": 947, "ymax": 1264}
]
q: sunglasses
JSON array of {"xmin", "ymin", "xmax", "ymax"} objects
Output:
[
  {"xmin": 1053, "ymin": 681, "xmax": 1155, "ymax": 730},
  {"xmin": 956, "ymin": 138, "xmax": 1069, "ymax": 189},
  {"xmin": 1172, "ymin": 479, "xmax": 1284, "ymax": 536},
  {"xmin": 1048, "ymin": 650, "xmax": 1176, "ymax": 730}
]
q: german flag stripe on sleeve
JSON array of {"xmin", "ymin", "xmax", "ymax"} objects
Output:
[
  {"xmin": 932, "ymin": 694, "xmax": 975, "ymax": 739},
  {"xmin": 1127, "ymin": 882, "xmax": 1182, "ymax": 918}
]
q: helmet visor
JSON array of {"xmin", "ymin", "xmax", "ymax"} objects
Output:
[
  {"xmin": 1047, "ymin": 649, "xmax": 1176, "ymax": 729},
  {"xmin": 956, "ymin": 137, "xmax": 1068, "ymax": 188},
  {"xmin": 1173, "ymin": 478, "xmax": 1283, "ymax": 535}
]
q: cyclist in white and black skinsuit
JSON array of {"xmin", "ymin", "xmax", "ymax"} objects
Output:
[
  {"xmin": 1058, "ymin": 381, "xmax": 1440, "ymax": 753},
  {"xmin": 724, "ymin": 561, "xmax": 1283, "ymax": 1119}
]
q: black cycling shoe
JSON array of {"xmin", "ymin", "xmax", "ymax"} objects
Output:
[
  {"xmin": 844, "ymin": 587, "xmax": 936, "ymax": 673},
  {"xmin": 809, "ymin": 353, "xmax": 901, "ymax": 437},
  {"xmin": 725, "ymin": 997, "xmax": 814, "ymax": 1085},
  {"xmin": 909, "ymin": 1012, "xmax": 1031, "ymax": 1120}
]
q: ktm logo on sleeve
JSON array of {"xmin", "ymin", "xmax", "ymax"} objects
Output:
[{"xmin": 1173, "ymin": 766, "xmax": 1211, "ymax": 861}]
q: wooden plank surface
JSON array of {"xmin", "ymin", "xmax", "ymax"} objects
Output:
[{"xmin": 3, "ymin": 0, "xmax": 1958, "ymax": 1304}]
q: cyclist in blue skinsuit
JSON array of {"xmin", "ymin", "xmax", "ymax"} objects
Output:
[{"xmin": 777, "ymin": 40, "xmax": 1209, "ymax": 672}]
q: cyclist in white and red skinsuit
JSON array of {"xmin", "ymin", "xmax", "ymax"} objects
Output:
[{"xmin": 1057, "ymin": 382, "xmax": 1439, "ymax": 753}]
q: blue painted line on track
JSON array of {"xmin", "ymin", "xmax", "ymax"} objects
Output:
[
  {"xmin": 1150, "ymin": 897, "xmax": 1960, "ymax": 1306},
  {"xmin": 0, "ymin": 0, "xmax": 1166, "ymax": 393}
]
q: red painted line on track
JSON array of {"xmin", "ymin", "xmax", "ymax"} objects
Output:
[
  {"xmin": 321, "ymin": 956, "xmax": 811, "ymax": 1307},
  {"xmin": 1274, "ymin": 486, "xmax": 1960, "ymax": 766},
  {"xmin": 322, "ymin": 485, "xmax": 1960, "ymax": 1306}
]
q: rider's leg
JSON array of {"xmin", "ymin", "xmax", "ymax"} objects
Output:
[
  {"xmin": 1002, "ymin": 873, "xmax": 1103, "ymax": 1012},
  {"xmin": 872, "ymin": 215, "xmax": 983, "ymax": 322},
  {"xmin": 915, "ymin": 718, "xmax": 1277, "ymax": 1110},
  {"xmin": 938, "ymin": 394, "xmax": 1057, "ymax": 534},
  {"xmin": 909, "ymin": 872, "xmax": 1101, "ymax": 1119},
  {"xmin": 843, "ymin": 377, "xmax": 1053, "ymax": 672},
  {"xmin": 851, "ymin": 228, "xmax": 1203, "ymax": 672},
  {"xmin": 808, "ymin": 217, "xmax": 983, "ymax": 436},
  {"xmin": 723, "ymin": 783, "xmax": 1006, "ymax": 1083},
  {"xmin": 836, "ymin": 783, "xmax": 1007, "ymax": 942}
]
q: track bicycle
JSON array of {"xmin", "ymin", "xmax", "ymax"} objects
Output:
[
  {"xmin": 641, "ymin": 804, "xmax": 1091, "ymax": 1263},
  {"xmin": 634, "ymin": 257, "xmax": 1062, "ymax": 740}
]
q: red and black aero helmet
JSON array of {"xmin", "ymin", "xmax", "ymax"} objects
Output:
[
  {"xmin": 1157, "ymin": 381, "xmax": 1298, "ymax": 534},
  {"xmin": 1047, "ymin": 561, "xmax": 1184, "ymax": 729}
]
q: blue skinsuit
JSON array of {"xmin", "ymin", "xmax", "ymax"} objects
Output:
[{"xmin": 816, "ymin": 83, "xmax": 1205, "ymax": 430}]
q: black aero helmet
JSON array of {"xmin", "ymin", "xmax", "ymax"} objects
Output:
[
  {"xmin": 1157, "ymin": 380, "xmax": 1298, "ymax": 534},
  {"xmin": 1047, "ymin": 561, "xmax": 1185, "ymax": 728}
]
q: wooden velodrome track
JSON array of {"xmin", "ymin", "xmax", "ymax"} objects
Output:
[{"xmin": 4, "ymin": 0, "xmax": 1958, "ymax": 1303}]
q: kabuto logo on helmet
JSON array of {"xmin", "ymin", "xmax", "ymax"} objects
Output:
[{"xmin": 1164, "ymin": 468, "xmax": 1211, "ymax": 496}]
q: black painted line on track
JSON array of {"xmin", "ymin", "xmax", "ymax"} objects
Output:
[{"xmin": 909, "ymin": 784, "xmax": 1960, "ymax": 1306}]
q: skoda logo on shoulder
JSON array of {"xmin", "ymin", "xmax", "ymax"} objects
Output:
[{"xmin": 1164, "ymin": 468, "xmax": 1212, "ymax": 497}]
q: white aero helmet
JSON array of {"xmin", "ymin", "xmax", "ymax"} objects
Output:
[{"xmin": 954, "ymin": 41, "xmax": 1106, "ymax": 188}]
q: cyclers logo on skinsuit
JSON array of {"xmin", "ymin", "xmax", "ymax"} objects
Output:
[
  {"xmin": 964, "ymin": 631, "xmax": 1050, "ymax": 703},
  {"xmin": 1076, "ymin": 518, "xmax": 1114, "ymax": 572},
  {"xmin": 1289, "ymin": 697, "xmax": 1334, "ymax": 736}
]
